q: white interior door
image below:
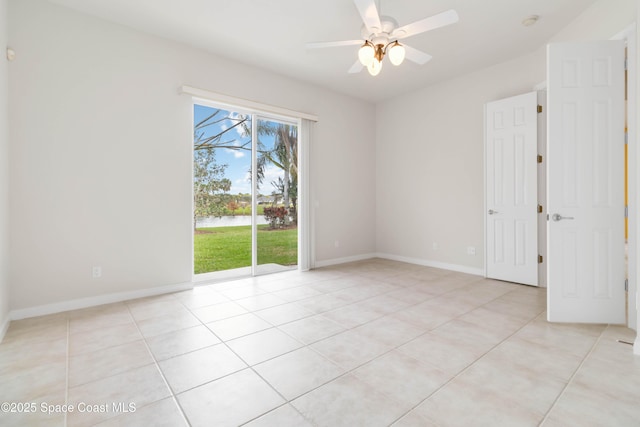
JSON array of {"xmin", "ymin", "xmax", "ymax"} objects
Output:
[
  {"xmin": 547, "ymin": 41, "xmax": 625, "ymax": 324},
  {"xmin": 486, "ymin": 92, "xmax": 539, "ymax": 286}
]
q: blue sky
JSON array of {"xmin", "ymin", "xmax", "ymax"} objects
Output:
[{"xmin": 194, "ymin": 104, "xmax": 284, "ymax": 196}]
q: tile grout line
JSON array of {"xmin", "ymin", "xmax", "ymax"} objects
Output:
[
  {"xmin": 201, "ymin": 302, "xmax": 320, "ymax": 426},
  {"xmin": 276, "ymin": 276, "xmax": 520, "ymax": 384},
  {"xmin": 187, "ymin": 271, "xmax": 412, "ymax": 326},
  {"xmin": 182, "ymin": 268, "xmax": 476, "ymax": 334},
  {"xmin": 250, "ymin": 273, "xmax": 483, "ymax": 332},
  {"xmin": 316, "ymin": 273, "xmax": 527, "ymax": 423},
  {"xmin": 86, "ymin": 267, "xmax": 537, "ymax": 426},
  {"xmin": 2, "ymin": 263, "xmax": 550, "ymax": 426},
  {"xmin": 384, "ymin": 297, "xmax": 547, "ymax": 426},
  {"xmin": 199, "ymin": 313, "xmax": 318, "ymax": 426},
  {"xmin": 231, "ymin": 284, "xmax": 447, "ymax": 427},
  {"xmin": 124, "ymin": 303, "xmax": 193, "ymax": 427},
  {"xmin": 170, "ymin": 290, "xmax": 316, "ymax": 426},
  {"xmin": 258, "ymin": 275, "xmax": 531, "ymax": 426},
  {"xmin": 174, "ymin": 272, "xmax": 437, "ymax": 426},
  {"xmin": 537, "ymin": 323, "xmax": 608, "ymax": 426},
  {"xmin": 85, "ymin": 270, "xmax": 525, "ymax": 424}
]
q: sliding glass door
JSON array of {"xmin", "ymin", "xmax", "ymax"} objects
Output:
[
  {"xmin": 193, "ymin": 104, "xmax": 298, "ymax": 278},
  {"xmin": 254, "ymin": 117, "xmax": 298, "ymax": 275}
]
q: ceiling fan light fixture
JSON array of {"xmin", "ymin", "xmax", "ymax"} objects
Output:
[
  {"xmin": 367, "ymin": 58, "xmax": 382, "ymax": 76},
  {"xmin": 358, "ymin": 41, "xmax": 375, "ymax": 66},
  {"xmin": 388, "ymin": 41, "xmax": 405, "ymax": 66},
  {"xmin": 306, "ymin": 0, "xmax": 459, "ymax": 76}
]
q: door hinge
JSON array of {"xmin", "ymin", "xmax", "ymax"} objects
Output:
[
  {"xmin": 538, "ymin": 255, "xmax": 543, "ymax": 264},
  {"xmin": 625, "ymin": 57, "xmax": 628, "ymax": 71},
  {"xmin": 625, "ymin": 205, "xmax": 629, "ymax": 218},
  {"xmin": 538, "ymin": 204, "xmax": 543, "ymax": 213},
  {"xmin": 625, "ymin": 279, "xmax": 629, "ymax": 291},
  {"xmin": 537, "ymin": 155, "xmax": 543, "ymax": 163},
  {"xmin": 537, "ymin": 105, "xmax": 543, "ymax": 113},
  {"xmin": 625, "ymin": 132, "xmax": 628, "ymax": 145}
]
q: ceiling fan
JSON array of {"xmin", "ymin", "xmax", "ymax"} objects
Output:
[{"xmin": 306, "ymin": 0, "xmax": 459, "ymax": 76}]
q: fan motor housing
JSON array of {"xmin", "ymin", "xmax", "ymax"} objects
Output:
[{"xmin": 361, "ymin": 16, "xmax": 398, "ymax": 40}]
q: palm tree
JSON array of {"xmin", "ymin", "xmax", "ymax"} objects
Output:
[{"xmin": 264, "ymin": 124, "xmax": 297, "ymax": 215}]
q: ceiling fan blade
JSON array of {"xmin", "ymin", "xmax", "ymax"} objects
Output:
[
  {"xmin": 392, "ymin": 9, "xmax": 459, "ymax": 39},
  {"xmin": 403, "ymin": 45, "xmax": 433, "ymax": 65},
  {"xmin": 306, "ymin": 40, "xmax": 363, "ymax": 49},
  {"xmin": 348, "ymin": 60, "xmax": 364, "ymax": 74},
  {"xmin": 353, "ymin": 0, "xmax": 382, "ymax": 34}
]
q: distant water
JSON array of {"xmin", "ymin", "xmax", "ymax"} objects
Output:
[{"xmin": 196, "ymin": 215, "xmax": 268, "ymax": 228}]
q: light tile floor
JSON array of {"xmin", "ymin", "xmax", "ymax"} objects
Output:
[{"xmin": 1, "ymin": 258, "xmax": 639, "ymax": 426}]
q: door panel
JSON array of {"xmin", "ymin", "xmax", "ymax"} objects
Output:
[
  {"xmin": 193, "ymin": 104, "xmax": 252, "ymax": 276},
  {"xmin": 255, "ymin": 117, "xmax": 298, "ymax": 275},
  {"xmin": 547, "ymin": 41, "xmax": 625, "ymax": 323},
  {"xmin": 486, "ymin": 92, "xmax": 538, "ymax": 286}
]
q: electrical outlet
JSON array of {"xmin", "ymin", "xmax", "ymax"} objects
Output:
[
  {"xmin": 467, "ymin": 246, "xmax": 476, "ymax": 255},
  {"xmin": 432, "ymin": 242, "xmax": 438, "ymax": 250},
  {"xmin": 92, "ymin": 266, "xmax": 102, "ymax": 278}
]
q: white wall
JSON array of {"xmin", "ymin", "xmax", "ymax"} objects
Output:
[
  {"xmin": 376, "ymin": 0, "xmax": 637, "ymax": 275},
  {"xmin": 0, "ymin": 0, "xmax": 10, "ymax": 338},
  {"xmin": 8, "ymin": 0, "xmax": 376, "ymax": 312},
  {"xmin": 375, "ymin": 55, "xmax": 542, "ymax": 273}
]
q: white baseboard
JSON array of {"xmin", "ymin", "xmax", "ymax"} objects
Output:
[
  {"xmin": 313, "ymin": 251, "xmax": 485, "ymax": 277},
  {"xmin": 10, "ymin": 281, "xmax": 194, "ymax": 321},
  {"xmin": 375, "ymin": 253, "xmax": 485, "ymax": 276},
  {"xmin": 0, "ymin": 312, "xmax": 9, "ymax": 343},
  {"xmin": 7, "ymin": 253, "xmax": 484, "ymax": 321},
  {"xmin": 314, "ymin": 253, "xmax": 377, "ymax": 268}
]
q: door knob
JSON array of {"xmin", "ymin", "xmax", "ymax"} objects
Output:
[
  {"xmin": 488, "ymin": 209, "xmax": 499, "ymax": 215},
  {"xmin": 552, "ymin": 213, "xmax": 575, "ymax": 221}
]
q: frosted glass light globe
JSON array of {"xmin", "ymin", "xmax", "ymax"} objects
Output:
[
  {"xmin": 358, "ymin": 42, "xmax": 374, "ymax": 66},
  {"xmin": 367, "ymin": 58, "xmax": 382, "ymax": 76},
  {"xmin": 388, "ymin": 42, "xmax": 405, "ymax": 66}
]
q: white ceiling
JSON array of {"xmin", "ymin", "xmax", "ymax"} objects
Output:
[{"xmin": 47, "ymin": 0, "xmax": 598, "ymax": 103}]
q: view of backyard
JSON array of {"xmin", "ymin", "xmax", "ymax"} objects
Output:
[
  {"xmin": 194, "ymin": 225, "xmax": 297, "ymax": 274},
  {"xmin": 193, "ymin": 104, "xmax": 298, "ymax": 274}
]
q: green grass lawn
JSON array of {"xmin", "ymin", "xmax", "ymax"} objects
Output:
[{"xmin": 194, "ymin": 225, "xmax": 297, "ymax": 274}]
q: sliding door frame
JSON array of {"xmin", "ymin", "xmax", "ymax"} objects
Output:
[{"xmin": 190, "ymin": 96, "xmax": 310, "ymax": 280}]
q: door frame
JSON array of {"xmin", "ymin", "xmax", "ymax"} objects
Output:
[
  {"xmin": 611, "ymin": 23, "xmax": 640, "ymax": 345},
  {"xmin": 189, "ymin": 96, "xmax": 311, "ymax": 281},
  {"xmin": 612, "ymin": 24, "xmax": 637, "ymax": 334}
]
